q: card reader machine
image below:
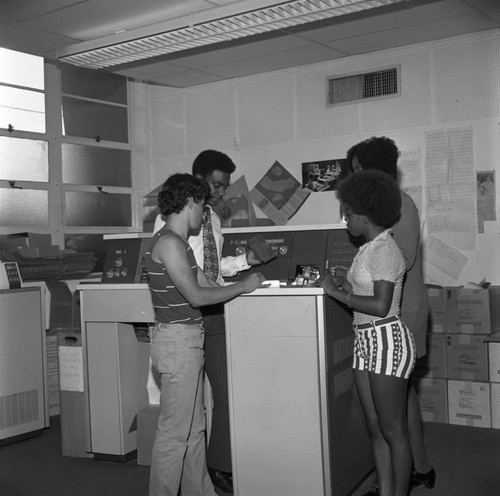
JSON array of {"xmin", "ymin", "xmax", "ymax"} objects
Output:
[
  {"xmin": 101, "ymin": 234, "xmax": 152, "ymax": 284},
  {"xmin": 222, "ymin": 225, "xmax": 374, "ymax": 494},
  {"xmin": 221, "ymin": 224, "xmax": 359, "ymax": 284}
]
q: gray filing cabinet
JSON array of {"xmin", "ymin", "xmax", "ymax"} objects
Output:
[{"xmin": 0, "ymin": 288, "xmax": 47, "ymax": 443}]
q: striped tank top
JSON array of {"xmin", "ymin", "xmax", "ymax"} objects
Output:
[{"xmin": 145, "ymin": 227, "xmax": 202, "ymax": 325}]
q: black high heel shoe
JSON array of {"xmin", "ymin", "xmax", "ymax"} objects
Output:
[{"xmin": 411, "ymin": 468, "xmax": 436, "ymax": 489}]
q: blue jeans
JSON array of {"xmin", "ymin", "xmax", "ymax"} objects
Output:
[{"xmin": 149, "ymin": 323, "xmax": 216, "ymax": 496}]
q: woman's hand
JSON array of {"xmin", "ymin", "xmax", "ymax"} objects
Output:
[{"xmin": 319, "ymin": 273, "xmax": 353, "ymax": 307}]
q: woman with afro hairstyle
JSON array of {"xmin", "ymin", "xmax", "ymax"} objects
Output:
[
  {"xmin": 347, "ymin": 136, "xmax": 435, "ymax": 494},
  {"xmin": 320, "ymin": 169, "xmax": 416, "ymax": 496}
]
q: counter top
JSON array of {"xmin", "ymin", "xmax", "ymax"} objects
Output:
[{"xmin": 77, "ymin": 282, "xmax": 325, "ymax": 296}]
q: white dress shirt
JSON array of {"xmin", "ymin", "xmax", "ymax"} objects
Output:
[{"xmin": 153, "ymin": 207, "xmax": 249, "ymax": 285}]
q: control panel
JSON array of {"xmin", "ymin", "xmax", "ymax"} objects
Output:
[
  {"xmin": 222, "ymin": 227, "xmax": 360, "ymax": 283},
  {"xmin": 101, "ymin": 238, "xmax": 151, "ymax": 284}
]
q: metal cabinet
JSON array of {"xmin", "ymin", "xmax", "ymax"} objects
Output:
[
  {"xmin": 0, "ymin": 288, "xmax": 47, "ymax": 443},
  {"xmin": 225, "ymin": 287, "xmax": 373, "ymax": 496}
]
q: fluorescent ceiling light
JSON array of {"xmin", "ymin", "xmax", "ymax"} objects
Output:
[{"xmin": 57, "ymin": 0, "xmax": 406, "ymax": 69}]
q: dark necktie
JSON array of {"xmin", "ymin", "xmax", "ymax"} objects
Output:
[{"xmin": 202, "ymin": 206, "xmax": 219, "ymax": 281}]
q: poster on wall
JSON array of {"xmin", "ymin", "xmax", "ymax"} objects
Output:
[
  {"xmin": 301, "ymin": 159, "xmax": 344, "ymax": 192},
  {"xmin": 476, "ymin": 170, "xmax": 496, "ymax": 233},
  {"xmin": 423, "ymin": 231, "xmax": 469, "ymax": 286},
  {"xmin": 250, "ymin": 161, "xmax": 310, "ymax": 225},
  {"xmin": 424, "ymin": 126, "xmax": 476, "ymax": 251},
  {"xmin": 213, "ymin": 175, "xmax": 257, "ymax": 228}
]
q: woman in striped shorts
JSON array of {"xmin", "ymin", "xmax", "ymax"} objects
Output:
[{"xmin": 320, "ymin": 169, "xmax": 416, "ymax": 496}]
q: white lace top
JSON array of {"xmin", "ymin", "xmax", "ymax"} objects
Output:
[{"xmin": 347, "ymin": 229, "xmax": 405, "ymax": 325}]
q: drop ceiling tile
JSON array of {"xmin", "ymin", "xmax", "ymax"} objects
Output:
[
  {"xmin": 0, "ymin": 25, "xmax": 77, "ymax": 57},
  {"xmin": 0, "ymin": 0, "xmax": 82, "ymax": 24},
  {"xmin": 114, "ymin": 61, "xmax": 187, "ymax": 79},
  {"xmin": 482, "ymin": 5, "xmax": 500, "ymax": 23},
  {"xmin": 153, "ymin": 69, "xmax": 226, "ymax": 88},
  {"xmin": 164, "ymin": 33, "xmax": 312, "ymax": 70},
  {"xmin": 207, "ymin": 44, "xmax": 344, "ymax": 79},
  {"xmin": 325, "ymin": 14, "xmax": 499, "ymax": 56},
  {"xmin": 295, "ymin": 0, "xmax": 478, "ymax": 44},
  {"xmin": 18, "ymin": 0, "xmax": 212, "ymax": 40}
]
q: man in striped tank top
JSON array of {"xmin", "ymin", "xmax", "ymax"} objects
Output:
[
  {"xmin": 146, "ymin": 173, "xmax": 265, "ymax": 496},
  {"xmin": 153, "ymin": 150, "xmax": 262, "ymax": 494}
]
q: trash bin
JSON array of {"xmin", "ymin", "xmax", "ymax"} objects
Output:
[{"xmin": 57, "ymin": 329, "xmax": 92, "ymax": 457}]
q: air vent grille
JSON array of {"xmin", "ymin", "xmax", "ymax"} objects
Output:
[
  {"xmin": 0, "ymin": 390, "xmax": 39, "ymax": 430},
  {"xmin": 328, "ymin": 66, "xmax": 400, "ymax": 105}
]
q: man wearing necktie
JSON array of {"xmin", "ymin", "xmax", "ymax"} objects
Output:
[{"xmin": 154, "ymin": 150, "xmax": 261, "ymax": 493}]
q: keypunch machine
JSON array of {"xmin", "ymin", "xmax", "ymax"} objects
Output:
[{"xmin": 221, "ymin": 223, "xmax": 373, "ymax": 496}]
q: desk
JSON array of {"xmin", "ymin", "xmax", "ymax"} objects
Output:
[
  {"xmin": 225, "ymin": 287, "xmax": 373, "ymax": 496},
  {"xmin": 79, "ymin": 283, "xmax": 152, "ymax": 461},
  {"xmin": 79, "ymin": 283, "xmax": 372, "ymax": 491}
]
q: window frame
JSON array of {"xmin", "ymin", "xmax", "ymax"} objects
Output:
[{"xmin": 0, "ymin": 57, "xmax": 139, "ymax": 245}]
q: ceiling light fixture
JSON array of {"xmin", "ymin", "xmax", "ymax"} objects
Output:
[{"xmin": 57, "ymin": 0, "xmax": 406, "ymax": 69}]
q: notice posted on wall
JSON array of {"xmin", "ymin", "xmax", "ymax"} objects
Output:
[
  {"xmin": 214, "ymin": 175, "xmax": 257, "ymax": 228},
  {"xmin": 423, "ymin": 231, "xmax": 469, "ymax": 286},
  {"xmin": 250, "ymin": 161, "xmax": 310, "ymax": 225},
  {"xmin": 476, "ymin": 170, "xmax": 496, "ymax": 233},
  {"xmin": 424, "ymin": 126, "xmax": 476, "ymax": 251},
  {"xmin": 58, "ymin": 345, "xmax": 84, "ymax": 392}
]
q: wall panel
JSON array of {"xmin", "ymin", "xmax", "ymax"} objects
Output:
[
  {"xmin": 185, "ymin": 86, "xmax": 237, "ymax": 154},
  {"xmin": 149, "ymin": 95, "xmax": 185, "ymax": 160},
  {"xmin": 238, "ymin": 76, "xmax": 294, "ymax": 148},
  {"xmin": 145, "ymin": 30, "xmax": 500, "ymax": 285},
  {"xmin": 435, "ymin": 37, "xmax": 500, "ymax": 123},
  {"xmin": 296, "ymin": 63, "xmax": 359, "ymax": 141}
]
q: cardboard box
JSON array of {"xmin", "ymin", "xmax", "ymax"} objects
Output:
[
  {"xmin": 18, "ymin": 245, "xmax": 64, "ymax": 257},
  {"xmin": 137, "ymin": 405, "xmax": 160, "ymax": 466},
  {"xmin": 485, "ymin": 332, "xmax": 500, "ymax": 382},
  {"xmin": 489, "ymin": 286, "xmax": 500, "ymax": 334},
  {"xmin": 447, "ymin": 286, "xmax": 500, "ymax": 335},
  {"xmin": 0, "ymin": 235, "xmax": 29, "ymax": 252},
  {"xmin": 414, "ymin": 333, "xmax": 447, "ymax": 378},
  {"xmin": 7, "ymin": 232, "xmax": 52, "ymax": 247},
  {"xmin": 445, "ymin": 334, "xmax": 489, "ymax": 382},
  {"xmin": 414, "ymin": 377, "xmax": 448, "ymax": 423},
  {"xmin": 426, "ymin": 285, "xmax": 448, "ymax": 333},
  {"xmin": 448, "ymin": 380, "xmax": 491, "ymax": 428},
  {"xmin": 491, "ymin": 383, "xmax": 500, "ymax": 429}
]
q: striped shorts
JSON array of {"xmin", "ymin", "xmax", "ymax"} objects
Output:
[{"xmin": 353, "ymin": 315, "xmax": 416, "ymax": 379}]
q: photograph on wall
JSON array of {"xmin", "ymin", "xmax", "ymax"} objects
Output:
[
  {"xmin": 250, "ymin": 160, "xmax": 310, "ymax": 225},
  {"xmin": 302, "ymin": 159, "xmax": 344, "ymax": 193},
  {"xmin": 476, "ymin": 170, "xmax": 496, "ymax": 233}
]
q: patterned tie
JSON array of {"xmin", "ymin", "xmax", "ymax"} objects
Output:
[{"xmin": 202, "ymin": 206, "xmax": 219, "ymax": 281}]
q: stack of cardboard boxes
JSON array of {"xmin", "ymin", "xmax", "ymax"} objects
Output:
[{"xmin": 414, "ymin": 285, "xmax": 500, "ymax": 428}]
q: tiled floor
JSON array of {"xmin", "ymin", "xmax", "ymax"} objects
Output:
[{"xmin": 0, "ymin": 417, "xmax": 499, "ymax": 496}]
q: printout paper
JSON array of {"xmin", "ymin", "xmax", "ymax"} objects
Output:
[
  {"xmin": 58, "ymin": 345, "xmax": 84, "ymax": 392},
  {"xmin": 424, "ymin": 127, "xmax": 477, "ymax": 251},
  {"xmin": 423, "ymin": 231, "xmax": 469, "ymax": 285}
]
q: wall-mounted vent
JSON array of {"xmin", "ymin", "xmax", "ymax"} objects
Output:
[
  {"xmin": 0, "ymin": 390, "xmax": 39, "ymax": 430},
  {"xmin": 327, "ymin": 66, "xmax": 400, "ymax": 106}
]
